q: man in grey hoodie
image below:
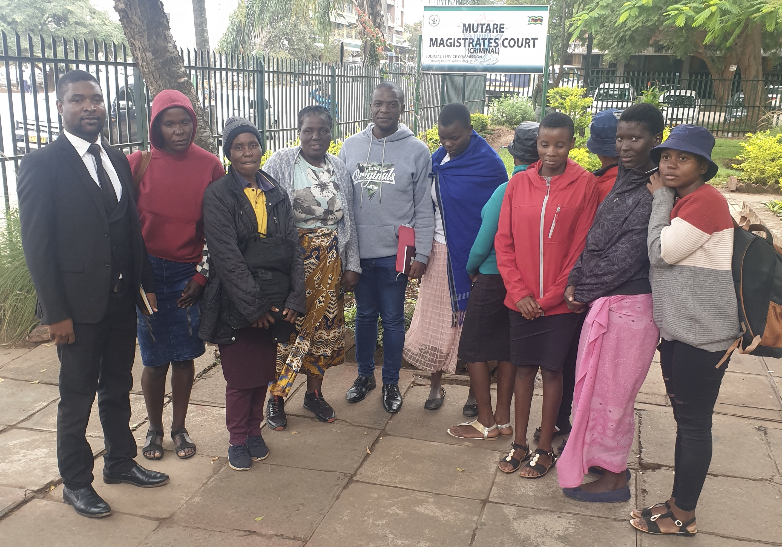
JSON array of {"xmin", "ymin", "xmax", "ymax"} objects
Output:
[{"xmin": 338, "ymin": 82, "xmax": 434, "ymax": 414}]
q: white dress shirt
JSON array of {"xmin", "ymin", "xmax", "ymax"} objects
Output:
[{"xmin": 63, "ymin": 130, "xmax": 123, "ymax": 201}]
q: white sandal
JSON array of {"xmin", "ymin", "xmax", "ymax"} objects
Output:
[
  {"xmin": 497, "ymin": 422, "xmax": 513, "ymax": 436},
  {"xmin": 447, "ymin": 420, "xmax": 499, "ymax": 440}
]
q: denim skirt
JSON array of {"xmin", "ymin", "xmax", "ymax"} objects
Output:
[{"xmin": 137, "ymin": 256, "xmax": 206, "ymax": 367}]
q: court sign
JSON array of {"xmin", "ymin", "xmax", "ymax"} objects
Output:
[{"xmin": 421, "ymin": 5, "xmax": 549, "ymax": 73}]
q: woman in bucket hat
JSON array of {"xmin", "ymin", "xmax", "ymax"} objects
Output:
[{"xmin": 631, "ymin": 124, "xmax": 739, "ymax": 536}]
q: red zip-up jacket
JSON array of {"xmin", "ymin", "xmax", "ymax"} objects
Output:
[{"xmin": 495, "ymin": 159, "xmax": 599, "ymax": 315}]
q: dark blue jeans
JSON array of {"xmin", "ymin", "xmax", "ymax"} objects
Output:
[{"xmin": 354, "ymin": 256, "xmax": 408, "ymax": 385}]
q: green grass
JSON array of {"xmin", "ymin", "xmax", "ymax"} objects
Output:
[
  {"xmin": 708, "ymin": 138, "xmax": 746, "ymax": 187},
  {"xmin": 0, "ymin": 210, "xmax": 38, "ymax": 344},
  {"xmin": 498, "ymin": 148, "xmax": 515, "ymax": 177}
]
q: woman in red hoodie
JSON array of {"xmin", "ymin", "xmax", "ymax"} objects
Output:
[
  {"xmin": 128, "ymin": 90, "xmax": 224, "ymax": 461},
  {"xmin": 495, "ymin": 112, "xmax": 599, "ymax": 478}
]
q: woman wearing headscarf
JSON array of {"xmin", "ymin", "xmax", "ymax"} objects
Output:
[
  {"xmin": 129, "ymin": 90, "xmax": 224, "ymax": 461},
  {"xmin": 200, "ymin": 117, "xmax": 305, "ymax": 471},
  {"xmin": 261, "ymin": 105, "xmax": 361, "ymax": 430}
]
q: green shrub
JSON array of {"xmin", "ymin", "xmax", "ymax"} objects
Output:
[
  {"xmin": 734, "ymin": 131, "xmax": 782, "ymax": 187},
  {"xmin": 0, "ymin": 210, "xmax": 38, "ymax": 343},
  {"xmin": 638, "ymin": 86, "xmax": 663, "ymax": 109},
  {"xmin": 765, "ymin": 200, "xmax": 782, "ymax": 219},
  {"xmin": 547, "ymin": 87, "xmax": 593, "ymax": 136},
  {"xmin": 569, "ymin": 148, "xmax": 602, "ymax": 172},
  {"xmin": 470, "ymin": 112, "xmax": 490, "ymax": 136},
  {"xmin": 488, "ymin": 95, "xmax": 535, "ymax": 128},
  {"xmin": 417, "ymin": 125, "xmax": 440, "ymax": 152}
]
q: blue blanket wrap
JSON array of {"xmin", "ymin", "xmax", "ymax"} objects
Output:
[{"xmin": 431, "ymin": 130, "xmax": 508, "ymax": 322}]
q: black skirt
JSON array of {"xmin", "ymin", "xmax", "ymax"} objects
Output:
[
  {"xmin": 458, "ymin": 274, "xmax": 511, "ymax": 363},
  {"xmin": 509, "ymin": 311, "xmax": 581, "ymax": 371}
]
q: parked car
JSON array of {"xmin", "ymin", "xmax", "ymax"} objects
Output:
[
  {"xmin": 591, "ymin": 83, "xmax": 636, "ymax": 112},
  {"xmin": 768, "ymin": 85, "xmax": 782, "ymax": 110},
  {"xmin": 15, "ymin": 119, "xmax": 61, "ymax": 155},
  {"xmin": 111, "ymin": 83, "xmax": 138, "ymax": 142},
  {"xmin": 660, "ymin": 90, "xmax": 700, "ymax": 125},
  {"xmin": 725, "ymin": 92, "xmax": 747, "ymax": 123}
]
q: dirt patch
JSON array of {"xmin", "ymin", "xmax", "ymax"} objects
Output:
[{"xmin": 484, "ymin": 126, "xmax": 515, "ymax": 151}]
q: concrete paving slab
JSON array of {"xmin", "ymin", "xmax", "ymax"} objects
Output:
[
  {"xmin": 489, "ymin": 462, "xmax": 637, "ymax": 520},
  {"xmin": 717, "ymin": 372, "xmax": 781, "ymax": 410},
  {"xmin": 262, "ymin": 416, "xmax": 380, "ymax": 474},
  {"xmin": 131, "ymin": 345, "xmax": 215, "ymax": 396},
  {"xmin": 640, "ymin": 407, "xmax": 776, "ymax": 479},
  {"xmin": 0, "ymin": 499, "xmax": 158, "ymax": 547},
  {"xmin": 23, "ymin": 393, "xmax": 147, "ymax": 436},
  {"xmin": 0, "ymin": 485, "xmax": 27, "ymax": 518},
  {"xmin": 384, "ymin": 384, "xmax": 541, "ymax": 453},
  {"xmin": 636, "ymin": 391, "xmax": 670, "ymax": 407},
  {"xmin": 640, "ymin": 532, "xmax": 771, "ymax": 546},
  {"xmin": 713, "ymin": 403, "xmax": 782, "ymax": 422},
  {"xmin": 307, "ymin": 481, "xmax": 482, "ymax": 547},
  {"xmin": 0, "ymin": 378, "xmax": 59, "ymax": 426},
  {"xmin": 135, "ymin": 403, "xmax": 228, "ymax": 458},
  {"xmin": 195, "ymin": 347, "xmax": 218, "ymax": 376},
  {"xmin": 141, "ymin": 525, "xmax": 304, "ymax": 547},
  {"xmin": 189, "ymin": 365, "xmax": 227, "ymax": 406},
  {"xmin": 765, "ymin": 356, "xmax": 782, "ymax": 377},
  {"xmin": 48, "ymin": 454, "xmax": 222, "ymax": 519},
  {"xmin": 640, "ymin": 469, "xmax": 782, "ymax": 544},
  {"xmin": 473, "ymin": 502, "xmax": 636, "ymax": 547},
  {"xmin": 0, "ymin": 346, "xmax": 32, "ymax": 369},
  {"xmin": 639, "ymin": 364, "xmax": 667, "ymax": 396},
  {"xmin": 0, "ymin": 343, "xmax": 60, "ymax": 384},
  {"xmin": 0, "ymin": 428, "xmax": 101, "ymax": 490},
  {"xmin": 285, "ymin": 362, "xmax": 415, "ymax": 430},
  {"xmin": 355, "ymin": 436, "xmax": 500, "ymax": 500},
  {"xmin": 764, "ymin": 426, "xmax": 782, "ymax": 479},
  {"xmin": 727, "ymin": 352, "xmax": 770, "ymax": 375},
  {"xmin": 172, "ymin": 464, "xmax": 349, "ymax": 539}
]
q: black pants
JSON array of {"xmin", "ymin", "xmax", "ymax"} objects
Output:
[
  {"xmin": 558, "ymin": 312, "xmax": 586, "ymax": 428},
  {"xmin": 57, "ymin": 289, "xmax": 138, "ymax": 489},
  {"xmin": 658, "ymin": 338, "xmax": 728, "ymax": 512}
]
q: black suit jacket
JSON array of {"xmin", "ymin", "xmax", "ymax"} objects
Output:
[{"xmin": 18, "ymin": 134, "xmax": 154, "ymax": 325}]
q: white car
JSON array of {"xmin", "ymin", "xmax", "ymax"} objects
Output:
[
  {"xmin": 591, "ymin": 83, "xmax": 636, "ymax": 112},
  {"xmin": 660, "ymin": 90, "xmax": 700, "ymax": 125}
]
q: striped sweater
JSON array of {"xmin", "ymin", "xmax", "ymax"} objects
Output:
[{"xmin": 647, "ymin": 185, "xmax": 740, "ymax": 351}]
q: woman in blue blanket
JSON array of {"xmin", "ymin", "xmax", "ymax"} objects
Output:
[{"xmin": 403, "ymin": 103, "xmax": 508, "ymax": 410}]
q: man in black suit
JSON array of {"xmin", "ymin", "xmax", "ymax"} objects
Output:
[{"xmin": 18, "ymin": 70, "xmax": 170, "ymax": 519}]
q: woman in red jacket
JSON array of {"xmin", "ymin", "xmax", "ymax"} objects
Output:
[
  {"xmin": 128, "ymin": 90, "xmax": 225, "ymax": 461},
  {"xmin": 495, "ymin": 112, "xmax": 599, "ymax": 479}
]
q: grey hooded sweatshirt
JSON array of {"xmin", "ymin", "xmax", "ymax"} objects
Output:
[{"xmin": 339, "ymin": 123, "xmax": 434, "ymax": 263}]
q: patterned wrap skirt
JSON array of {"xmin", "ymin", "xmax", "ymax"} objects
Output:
[
  {"xmin": 271, "ymin": 227, "xmax": 345, "ymax": 396},
  {"xmin": 137, "ymin": 256, "xmax": 205, "ymax": 367},
  {"xmin": 403, "ymin": 240, "xmax": 463, "ymax": 374}
]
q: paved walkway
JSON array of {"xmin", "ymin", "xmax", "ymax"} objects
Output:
[{"xmin": 0, "ymin": 343, "xmax": 781, "ymax": 546}]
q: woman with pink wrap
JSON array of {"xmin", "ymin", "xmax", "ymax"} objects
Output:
[{"xmin": 557, "ymin": 104, "xmax": 665, "ymax": 502}]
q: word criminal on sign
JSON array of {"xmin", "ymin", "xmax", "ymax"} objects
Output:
[{"xmin": 421, "ymin": 5, "xmax": 549, "ymax": 73}]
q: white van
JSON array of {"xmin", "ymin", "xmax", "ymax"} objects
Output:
[
  {"xmin": 592, "ymin": 83, "xmax": 636, "ymax": 112},
  {"xmin": 660, "ymin": 90, "xmax": 700, "ymax": 125}
]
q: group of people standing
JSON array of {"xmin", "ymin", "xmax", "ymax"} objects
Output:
[{"xmin": 18, "ymin": 70, "xmax": 738, "ymax": 538}]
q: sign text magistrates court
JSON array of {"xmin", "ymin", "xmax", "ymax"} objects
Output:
[{"xmin": 421, "ymin": 5, "xmax": 549, "ymax": 73}]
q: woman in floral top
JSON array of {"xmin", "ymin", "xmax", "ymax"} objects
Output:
[{"xmin": 261, "ymin": 105, "xmax": 361, "ymax": 430}]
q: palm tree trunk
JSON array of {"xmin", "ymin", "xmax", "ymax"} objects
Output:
[{"xmin": 192, "ymin": 0, "xmax": 210, "ymax": 53}]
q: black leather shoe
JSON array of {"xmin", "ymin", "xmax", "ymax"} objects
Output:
[
  {"xmin": 103, "ymin": 463, "xmax": 169, "ymax": 488},
  {"xmin": 382, "ymin": 383, "xmax": 403, "ymax": 413},
  {"xmin": 266, "ymin": 394, "xmax": 287, "ymax": 431},
  {"xmin": 304, "ymin": 390, "xmax": 336, "ymax": 422},
  {"xmin": 63, "ymin": 485, "xmax": 112, "ymax": 518},
  {"xmin": 346, "ymin": 375, "xmax": 376, "ymax": 403}
]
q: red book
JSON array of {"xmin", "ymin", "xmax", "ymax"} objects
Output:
[{"xmin": 396, "ymin": 225, "xmax": 416, "ymax": 275}]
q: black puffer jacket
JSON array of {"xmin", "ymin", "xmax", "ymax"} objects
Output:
[
  {"xmin": 567, "ymin": 163, "xmax": 654, "ymax": 304},
  {"xmin": 199, "ymin": 169, "xmax": 305, "ymax": 345}
]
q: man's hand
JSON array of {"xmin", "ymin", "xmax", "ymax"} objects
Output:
[
  {"xmin": 564, "ymin": 285, "xmax": 586, "ymax": 313},
  {"xmin": 409, "ymin": 260, "xmax": 427, "ymax": 280},
  {"xmin": 49, "ymin": 318, "xmax": 75, "ymax": 345},
  {"xmin": 516, "ymin": 296, "xmax": 542, "ymax": 320},
  {"xmin": 177, "ymin": 278, "xmax": 205, "ymax": 308},
  {"xmin": 140, "ymin": 293, "xmax": 158, "ymax": 315},
  {"xmin": 647, "ymin": 171, "xmax": 665, "ymax": 195},
  {"xmin": 342, "ymin": 270, "xmax": 360, "ymax": 293},
  {"xmin": 282, "ymin": 308, "xmax": 298, "ymax": 324},
  {"xmin": 252, "ymin": 307, "xmax": 279, "ymax": 329}
]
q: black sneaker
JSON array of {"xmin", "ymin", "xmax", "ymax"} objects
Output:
[
  {"xmin": 303, "ymin": 390, "xmax": 336, "ymax": 423},
  {"xmin": 346, "ymin": 375, "xmax": 376, "ymax": 403},
  {"xmin": 228, "ymin": 444, "xmax": 252, "ymax": 471},
  {"xmin": 246, "ymin": 435, "xmax": 270, "ymax": 461},
  {"xmin": 266, "ymin": 395, "xmax": 287, "ymax": 431},
  {"xmin": 382, "ymin": 383, "xmax": 403, "ymax": 413}
]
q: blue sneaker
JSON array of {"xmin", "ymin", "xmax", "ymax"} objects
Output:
[
  {"xmin": 228, "ymin": 444, "xmax": 252, "ymax": 471},
  {"xmin": 246, "ymin": 435, "xmax": 269, "ymax": 461}
]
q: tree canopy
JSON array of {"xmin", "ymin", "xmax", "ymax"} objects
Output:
[{"xmin": 0, "ymin": 0, "xmax": 125, "ymax": 45}]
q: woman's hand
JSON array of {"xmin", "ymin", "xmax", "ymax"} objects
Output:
[
  {"xmin": 516, "ymin": 296, "xmax": 542, "ymax": 320},
  {"xmin": 342, "ymin": 270, "xmax": 360, "ymax": 293},
  {"xmin": 282, "ymin": 308, "xmax": 298, "ymax": 323},
  {"xmin": 252, "ymin": 307, "xmax": 279, "ymax": 329},
  {"xmin": 177, "ymin": 278, "xmax": 205, "ymax": 308},
  {"xmin": 140, "ymin": 293, "xmax": 158, "ymax": 315},
  {"xmin": 564, "ymin": 285, "xmax": 586, "ymax": 313},
  {"xmin": 409, "ymin": 261, "xmax": 427, "ymax": 280},
  {"xmin": 647, "ymin": 171, "xmax": 665, "ymax": 195}
]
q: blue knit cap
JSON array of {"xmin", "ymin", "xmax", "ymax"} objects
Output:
[{"xmin": 587, "ymin": 109, "xmax": 620, "ymax": 157}]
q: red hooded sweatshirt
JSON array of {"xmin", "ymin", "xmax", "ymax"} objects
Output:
[
  {"xmin": 495, "ymin": 159, "xmax": 599, "ymax": 316},
  {"xmin": 128, "ymin": 90, "xmax": 224, "ymax": 284}
]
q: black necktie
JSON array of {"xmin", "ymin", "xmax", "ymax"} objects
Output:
[{"xmin": 88, "ymin": 143, "xmax": 118, "ymax": 212}]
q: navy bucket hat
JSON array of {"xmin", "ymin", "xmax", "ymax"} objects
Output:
[
  {"xmin": 587, "ymin": 109, "xmax": 620, "ymax": 157},
  {"xmin": 650, "ymin": 124, "xmax": 719, "ymax": 182},
  {"xmin": 507, "ymin": 121, "xmax": 540, "ymax": 163}
]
